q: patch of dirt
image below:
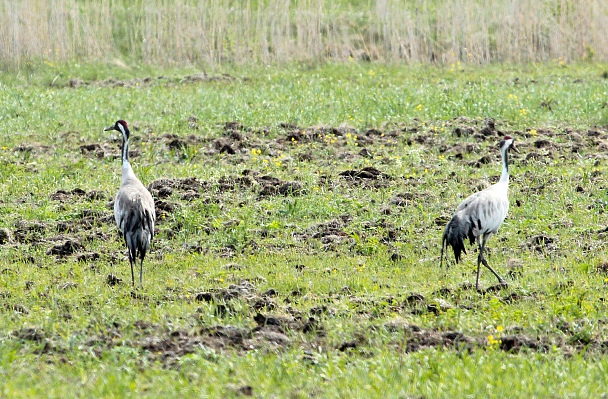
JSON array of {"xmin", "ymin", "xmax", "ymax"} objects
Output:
[
  {"xmin": 64, "ymin": 73, "xmax": 239, "ymax": 89},
  {"xmin": 154, "ymin": 200, "xmax": 178, "ymax": 219},
  {"xmin": 75, "ymin": 307, "xmax": 322, "ymax": 366},
  {"xmin": 339, "ymin": 167, "xmax": 391, "ymax": 180},
  {"xmin": 148, "ymin": 177, "xmax": 208, "ymax": 201},
  {"xmin": 80, "ymin": 142, "xmax": 125, "ymax": 159},
  {"xmin": 499, "ymin": 335, "xmax": 550, "ymax": 353},
  {"xmin": 359, "ymin": 218, "xmax": 399, "ymax": 243},
  {"xmin": 13, "ymin": 143, "xmax": 53, "ymax": 155},
  {"xmin": 388, "ymin": 192, "xmax": 415, "ymax": 207},
  {"xmin": 13, "ymin": 220, "xmax": 48, "ymax": 243},
  {"xmin": 50, "ymin": 188, "xmax": 106, "ymax": 202},
  {"xmin": 200, "ymin": 122, "xmax": 257, "ymax": 155},
  {"xmin": 162, "ymin": 133, "xmax": 204, "ymax": 151},
  {"xmin": 533, "ymin": 139, "xmax": 553, "ymax": 149},
  {"xmin": 337, "ymin": 167, "xmax": 393, "ymax": 189},
  {"xmin": 440, "ymin": 142, "xmax": 480, "ymax": 157},
  {"xmin": 106, "ymin": 274, "xmax": 123, "ymax": 286},
  {"xmin": 80, "ymin": 143, "xmax": 106, "ymax": 158},
  {"xmin": 217, "ymin": 174, "xmax": 255, "ymax": 192},
  {"xmin": 380, "ymin": 321, "xmax": 596, "ymax": 355},
  {"xmin": 597, "ymin": 261, "xmax": 608, "ymax": 274},
  {"xmin": 282, "ymin": 124, "xmax": 357, "ymax": 144},
  {"xmin": 256, "ymin": 176, "xmax": 304, "ymax": 198},
  {"xmin": 47, "ymin": 240, "xmax": 85, "ymax": 257},
  {"xmin": 524, "ymin": 234, "xmax": 557, "ymax": 253},
  {"xmin": 382, "ymin": 322, "xmax": 478, "ymax": 352},
  {"xmin": 217, "ymin": 172, "xmax": 304, "ymax": 198},
  {"xmin": 10, "ymin": 305, "xmax": 608, "ymax": 363},
  {"xmin": 181, "ymin": 73, "xmax": 239, "ymax": 84},
  {"xmin": 195, "ymin": 281, "xmax": 259, "ymax": 303},
  {"xmin": 481, "ymin": 283, "xmax": 510, "ymax": 294},
  {"xmin": 296, "ymin": 215, "xmax": 352, "ymax": 247},
  {"xmin": 12, "ymin": 328, "xmax": 45, "ymax": 342},
  {"xmin": 75, "ymin": 252, "xmax": 100, "ymax": 262},
  {"xmin": 0, "ymin": 228, "xmax": 13, "ymax": 244},
  {"xmin": 403, "ymin": 293, "xmax": 425, "ymax": 305},
  {"xmin": 506, "ymin": 258, "xmax": 524, "ymax": 279},
  {"xmin": 226, "ymin": 384, "xmax": 254, "ymax": 397},
  {"xmin": 56, "ymin": 209, "xmax": 114, "ymax": 234}
]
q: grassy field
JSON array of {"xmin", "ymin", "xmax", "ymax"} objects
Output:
[{"xmin": 1, "ymin": 61, "xmax": 608, "ymax": 397}]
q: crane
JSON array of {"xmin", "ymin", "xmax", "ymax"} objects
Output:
[
  {"xmin": 105, "ymin": 120, "xmax": 156, "ymax": 287},
  {"xmin": 440, "ymin": 136, "xmax": 517, "ymax": 291}
]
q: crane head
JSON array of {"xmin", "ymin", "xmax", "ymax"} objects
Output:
[
  {"xmin": 501, "ymin": 136, "xmax": 518, "ymax": 153},
  {"xmin": 104, "ymin": 120, "xmax": 130, "ymax": 139}
]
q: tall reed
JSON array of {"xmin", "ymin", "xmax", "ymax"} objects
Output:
[{"xmin": 1, "ymin": 0, "xmax": 606, "ymax": 68}]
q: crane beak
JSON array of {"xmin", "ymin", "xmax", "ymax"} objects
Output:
[
  {"xmin": 510, "ymin": 143, "xmax": 519, "ymax": 153},
  {"xmin": 104, "ymin": 126, "xmax": 116, "ymax": 132}
]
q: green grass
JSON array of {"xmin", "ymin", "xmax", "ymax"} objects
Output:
[{"xmin": 1, "ymin": 61, "xmax": 608, "ymax": 398}]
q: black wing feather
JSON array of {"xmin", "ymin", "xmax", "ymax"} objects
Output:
[{"xmin": 441, "ymin": 212, "xmax": 480, "ymax": 264}]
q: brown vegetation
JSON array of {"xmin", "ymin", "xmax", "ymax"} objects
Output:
[{"xmin": 1, "ymin": 0, "xmax": 607, "ymax": 68}]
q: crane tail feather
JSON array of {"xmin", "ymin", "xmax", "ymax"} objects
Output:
[{"xmin": 441, "ymin": 214, "xmax": 470, "ymax": 264}]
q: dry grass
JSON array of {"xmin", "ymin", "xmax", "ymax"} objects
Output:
[{"xmin": 1, "ymin": 0, "xmax": 607, "ymax": 68}]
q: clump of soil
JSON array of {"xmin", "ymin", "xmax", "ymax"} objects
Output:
[
  {"xmin": 56, "ymin": 209, "xmax": 114, "ymax": 234},
  {"xmin": 524, "ymin": 234, "xmax": 557, "ymax": 253},
  {"xmin": 217, "ymin": 174, "xmax": 255, "ymax": 191},
  {"xmin": 47, "ymin": 240, "xmax": 85, "ymax": 257},
  {"xmin": 65, "ymin": 73, "xmax": 237, "ymax": 89},
  {"xmin": 499, "ymin": 335, "xmax": 550, "ymax": 353},
  {"xmin": 283, "ymin": 124, "xmax": 358, "ymax": 143},
  {"xmin": 79, "ymin": 143, "xmax": 105, "ymax": 158},
  {"xmin": 11, "ymin": 328, "xmax": 45, "ymax": 342},
  {"xmin": 50, "ymin": 188, "xmax": 107, "ymax": 202},
  {"xmin": 339, "ymin": 167, "xmax": 391, "ymax": 180},
  {"xmin": 597, "ymin": 261, "xmax": 608, "ymax": 274},
  {"xmin": 256, "ymin": 176, "xmax": 304, "ymax": 197},
  {"xmin": 0, "ymin": 228, "xmax": 13, "ymax": 245},
  {"xmin": 217, "ymin": 172, "xmax": 304, "ymax": 198},
  {"xmin": 148, "ymin": 177, "xmax": 207, "ymax": 200},
  {"xmin": 388, "ymin": 192, "xmax": 415, "ymax": 207},
  {"xmin": 162, "ymin": 133, "xmax": 204, "ymax": 152},
  {"xmin": 299, "ymin": 215, "xmax": 352, "ymax": 246},
  {"xmin": 337, "ymin": 167, "xmax": 393, "ymax": 188},
  {"xmin": 13, "ymin": 220, "xmax": 47, "ymax": 243},
  {"xmin": 13, "ymin": 143, "xmax": 52, "ymax": 155}
]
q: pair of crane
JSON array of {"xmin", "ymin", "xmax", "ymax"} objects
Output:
[{"xmin": 106, "ymin": 119, "xmax": 516, "ymax": 291}]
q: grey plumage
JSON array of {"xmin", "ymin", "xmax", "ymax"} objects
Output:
[
  {"xmin": 105, "ymin": 120, "xmax": 156, "ymax": 286},
  {"xmin": 440, "ymin": 136, "xmax": 517, "ymax": 290}
]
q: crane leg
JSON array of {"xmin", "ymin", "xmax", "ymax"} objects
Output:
[
  {"xmin": 481, "ymin": 257, "xmax": 507, "ymax": 287},
  {"xmin": 124, "ymin": 238, "xmax": 135, "ymax": 286},
  {"xmin": 139, "ymin": 259, "xmax": 143, "ymax": 287},
  {"xmin": 476, "ymin": 237, "xmax": 507, "ymax": 291},
  {"xmin": 476, "ymin": 251, "xmax": 482, "ymax": 291},
  {"xmin": 130, "ymin": 259, "xmax": 135, "ymax": 287}
]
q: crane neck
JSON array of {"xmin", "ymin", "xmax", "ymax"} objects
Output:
[
  {"xmin": 120, "ymin": 134, "xmax": 136, "ymax": 182},
  {"xmin": 121, "ymin": 134, "xmax": 130, "ymax": 163},
  {"xmin": 499, "ymin": 146, "xmax": 509, "ymax": 184}
]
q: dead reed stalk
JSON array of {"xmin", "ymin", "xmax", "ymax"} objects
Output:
[{"xmin": 0, "ymin": 0, "xmax": 606, "ymax": 68}]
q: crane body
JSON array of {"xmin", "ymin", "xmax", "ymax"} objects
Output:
[
  {"xmin": 441, "ymin": 136, "xmax": 517, "ymax": 290},
  {"xmin": 105, "ymin": 120, "xmax": 156, "ymax": 287}
]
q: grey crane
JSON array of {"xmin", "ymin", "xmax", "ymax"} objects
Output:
[
  {"xmin": 440, "ymin": 136, "xmax": 517, "ymax": 290},
  {"xmin": 105, "ymin": 120, "xmax": 156, "ymax": 287}
]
